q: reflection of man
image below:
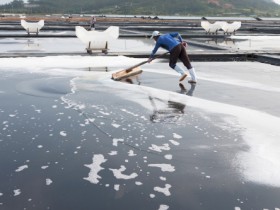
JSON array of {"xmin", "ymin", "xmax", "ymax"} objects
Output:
[
  {"xmin": 149, "ymin": 96, "xmax": 186, "ymax": 123},
  {"xmin": 148, "ymin": 31, "xmax": 197, "ymax": 83},
  {"xmin": 179, "ymin": 83, "xmax": 196, "ymax": 96}
]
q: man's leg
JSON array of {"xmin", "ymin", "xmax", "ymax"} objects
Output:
[
  {"xmin": 179, "ymin": 47, "xmax": 197, "ymax": 83},
  {"xmin": 170, "ymin": 45, "xmax": 188, "ymax": 81},
  {"xmin": 188, "ymin": 68, "xmax": 197, "ymax": 83},
  {"xmin": 178, "ymin": 46, "xmax": 192, "ymax": 69}
]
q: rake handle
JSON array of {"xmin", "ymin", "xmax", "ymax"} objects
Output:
[{"xmin": 125, "ymin": 52, "xmax": 169, "ymax": 73}]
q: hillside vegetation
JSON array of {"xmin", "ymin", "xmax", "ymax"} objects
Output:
[{"xmin": 1, "ymin": 0, "xmax": 279, "ymax": 16}]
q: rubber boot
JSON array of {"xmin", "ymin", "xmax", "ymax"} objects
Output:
[
  {"xmin": 174, "ymin": 65, "xmax": 187, "ymax": 82},
  {"xmin": 188, "ymin": 68, "xmax": 197, "ymax": 83}
]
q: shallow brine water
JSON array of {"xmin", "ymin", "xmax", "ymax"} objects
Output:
[{"xmin": 0, "ymin": 56, "xmax": 280, "ymax": 210}]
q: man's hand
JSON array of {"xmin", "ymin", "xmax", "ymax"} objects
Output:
[
  {"xmin": 147, "ymin": 58, "xmax": 153, "ymax": 63},
  {"xmin": 182, "ymin": 41, "xmax": 188, "ymax": 48}
]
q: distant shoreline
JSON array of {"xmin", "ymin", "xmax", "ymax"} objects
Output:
[
  {"xmin": 0, "ymin": 15, "xmax": 195, "ymax": 24},
  {"xmin": 0, "ymin": 14, "xmax": 210, "ymax": 25},
  {"xmin": 1, "ymin": 14, "xmax": 280, "ymax": 25}
]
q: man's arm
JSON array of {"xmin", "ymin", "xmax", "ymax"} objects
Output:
[{"xmin": 149, "ymin": 41, "xmax": 161, "ymax": 59}]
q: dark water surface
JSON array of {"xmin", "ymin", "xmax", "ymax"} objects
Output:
[{"xmin": 0, "ymin": 60, "xmax": 280, "ymax": 210}]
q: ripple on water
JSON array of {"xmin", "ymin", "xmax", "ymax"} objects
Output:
[{"xmin": 16, "ymin": 77, "xmax": 71, "ymax": 98}]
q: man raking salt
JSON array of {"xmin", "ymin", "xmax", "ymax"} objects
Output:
[{"xmin": 148, "ymin": 31, "xmax": 197, "ymax": 83}]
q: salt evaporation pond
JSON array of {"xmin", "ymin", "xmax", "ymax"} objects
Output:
[{"xmin": 0, "ymin": 56, "xmax": 280, "ymax": 210}]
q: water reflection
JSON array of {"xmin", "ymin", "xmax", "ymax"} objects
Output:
[
  {"xmin": 87, "ymin": 67, "xmax": 108, "ymax": 71},
  {"xmin": 23, "ymin": 39, "xmax": 42, "ymax": 51},
  {"xmin": 205, "ymin": 38, "xmax": 236, "ymax": 46},
  {"xmin": 178, "ymin": 83, "xmax": 196, "ymax": 96},
  {"xmin": 149, "ymin": 84, "xmax": 196, "ymax": 123},
  {"xmin": 149, "ymin": 96, "xmax": 186, "ymax": 123},
  {"xmin": 119, "ymin": 75, "xmax": 141, "ymax": 85},
  {"xmin": 202, "ymin": 36, "xmax": 280, "ymax": 50},
  {"xmin": 119, "ymin": 75, "xmax": 197, "ymax": 123}
]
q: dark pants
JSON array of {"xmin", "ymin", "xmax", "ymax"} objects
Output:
[{"xmin": 169, "ymin": 44, "xmax": 192, "ymax": 69}]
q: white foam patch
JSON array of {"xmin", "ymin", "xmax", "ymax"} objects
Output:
[
  {"xmin": 169, "ymin": 140, "xmax": 180, "ymax": 146},
  {"xmin": 164, "ymin": 154, "xmax": 173, "ymax": 160},
  {"xmin": 41, "ymin": 166, "xmax": 49, "ymax": 169},
  {"xmin": 158, "ymin": 204, "xmax": 169, "ymax": 210},
  {"xmin": 160, "ymin": 176, "xmax": 167, "ymax": 181},
  {"xmin": 148, "ymin": 164, "xmax": 175, "ymax": 172},
  {"xmin": 156, "ymin": 135, "xmax": 165, "ymax": 138},
  {"xmin": 84, "ymin": 154, "xmax": 107, "ymax": 184},
  {"xmin": 60, "ymin": 131, "xmax": 67, "ymax": 137},
  {"xmin": 108, "ymin": 151, "xmax": 118, "ymax": 156},
  {"xmin": 99, "ymin": 111, "xmax": 110, "ymax": 115},
  {"xmin": 46, "ymin": 178, "xmax": 53, "ymax": 186},
  {"xmin": 112, "ymin": 123, "xmax": 120, "ymax": 128},
  {"xmin": 154, "ymin": 184, "xmax": 171, "ymax": 196},
  {"xmin": 135, "ymin": 181, "xmax": 143, "ymax": 186},
  {"xmin": 120, "ymin": 109, "xmax": 139, "ymax": 117},
  {"xmin": 62, "ymin": 95, "xmax": 86, "ymax": 111},
  {"xmin": 150, "ymin": 194, "xmax": 155, "ymax": 198},
  {"xmin": 109, "ymin": 165, "xmax": 138, "ymax": 180},
  {"xmin": 128, "ymin": 150, "xmax": 137, "ymax": 156},
  {"xmin": 173, "ymin": 133, "xmax": 182, "ymax": 139},
  {"xmin": 114, "ymin": 184, "xmax": 120, "ymax": 191},
  {"xmin": 113, "ymin": 138, "xmax": 124, "ymax": 147},
  {"xmin": 0, "ymin": 193, "xmax": 3, "ymax": 196},
  {"xmin": 15, "ymin": 165, "xmax": 28, "ymax": 172},
  {"xmin": 13, "ymin": 189, "xmax": 21, "ymax": 196},
  {"xmin": 149, "ymin": 144, "xmax": 170, "ymax": 152}
]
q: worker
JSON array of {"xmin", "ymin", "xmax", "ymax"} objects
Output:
[
  {"xmin": 148, "ymin": 31, "xmax": 197, "ymax": 83},
  {"xmin": 90, "ymin": 16, "xmax": 96, "ymax": 30}
]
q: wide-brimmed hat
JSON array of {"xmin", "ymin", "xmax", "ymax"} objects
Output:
[{"xmin": 150, "ymin": 31, "xmax": 160, "ymax": 39}]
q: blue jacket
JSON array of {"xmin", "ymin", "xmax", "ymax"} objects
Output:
[{"xmin": 150, "ymin": 32, "xmax": 183, "ymax": 58}]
